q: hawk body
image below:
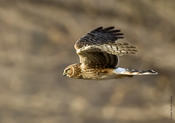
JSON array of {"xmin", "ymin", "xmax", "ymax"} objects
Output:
[{"xmin": 63, "ymin": 26, "xmax": 158, "ymax": 80}]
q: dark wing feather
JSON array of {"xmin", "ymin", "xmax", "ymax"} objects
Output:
[
  {"xmin": 74, "ymin": 26, "xmax": 124, "ymax": 49},
  {"xmin": 75, "ymin": 26, "xmax": 125, "ymax": 68},
  {"xmin": 78, "ymin": 50, "xmax": 118, "ymax": 68}
]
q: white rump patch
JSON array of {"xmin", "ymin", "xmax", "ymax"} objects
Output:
[{"xmin": 115, "ymin": 67, "xmax": 127, "ymax": 73}]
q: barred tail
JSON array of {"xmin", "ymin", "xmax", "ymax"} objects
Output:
[{"xmin": 114, "ymin": 67, "xmax": 158, "ymax": 76}]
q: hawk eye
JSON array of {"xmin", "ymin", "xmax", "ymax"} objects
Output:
[
  {"xmin": 65, "ymin": 68, "xmax": 70, "ymax": 72},
  {"xmin": 65, "ymin": 68, "xmax": 72, "ymax": 75}
]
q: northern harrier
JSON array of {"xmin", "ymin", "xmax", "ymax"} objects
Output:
[{"xmin": 63, "ymin": 26, "xmax": 158, "ymax": 79}]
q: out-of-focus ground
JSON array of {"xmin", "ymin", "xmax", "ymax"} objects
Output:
[{"xmin": 0, "ymin": 0, "xmax": 175, "ymax": 123}]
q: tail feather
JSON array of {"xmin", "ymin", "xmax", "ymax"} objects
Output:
[{"xmin": 114, "ymin": 67, "xmax": 158, "ymax": 76}]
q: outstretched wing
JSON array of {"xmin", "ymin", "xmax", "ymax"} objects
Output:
[
  {"xmin": 74, "ymin": 26, "xmax": 136, "ymax": 68},
  {"xmin": 74, "ymin": 26, "xmax": 124, "ymax": 49},
  {"xmin": 77, "ymin": 43, "xmax": 137, "ymax": 68},
  {"xmin": 77, "ymin": 42, "xmax": 137, "ymax": 56},
  {"xmin": 78, "ymin": 50, "xmax": 119, "ymax": 68}
]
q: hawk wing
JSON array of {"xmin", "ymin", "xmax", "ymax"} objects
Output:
[
  {"xmin": 74, "ymin": 26, "xmax": 123, "ymax": 49},
  {"xmin": 74, "ymin": 26, "xmax": 137, "ymax": 68}
]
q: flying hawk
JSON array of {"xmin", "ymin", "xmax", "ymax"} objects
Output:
[{"xmin": 63, "ymin": 26, "xmax": 158, "ymax": 79}]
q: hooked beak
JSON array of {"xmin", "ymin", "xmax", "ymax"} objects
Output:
[{"xmin": 63, "ymin": 72, "xmax": 66, "ymax": 76}]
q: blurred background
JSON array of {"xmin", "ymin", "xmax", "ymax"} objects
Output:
[{"xmin": 0, "ymin": 0, "xmax": 175, "ymax": 123}]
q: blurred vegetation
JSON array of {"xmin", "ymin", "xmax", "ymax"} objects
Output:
[{"xmin": 0, "ymin": 0, "xmax": 175, "ymax": 123}]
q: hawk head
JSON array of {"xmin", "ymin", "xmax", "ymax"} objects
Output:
[{"xmin": 63, "ymin": 64, "xmax": 81, "ymax": 78}]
